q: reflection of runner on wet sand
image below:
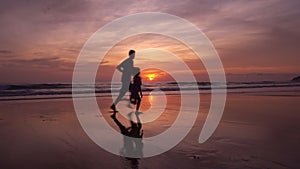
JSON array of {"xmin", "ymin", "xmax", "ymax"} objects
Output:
[
  {"xmin": 110, "ymin": 111, "xmax": 143, "ymax": 168},
  {"xmin": 110, "ymin": 50, "xmax": 136, "ymax": 113}
]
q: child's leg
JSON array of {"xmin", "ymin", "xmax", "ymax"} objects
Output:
[
  {"xmin": 135, "ymin": 113, "xmax": 142, "ymax": 130},
  {"xmin": 136, "ymin": 97, "xmax": 141, "ymax": 111}
]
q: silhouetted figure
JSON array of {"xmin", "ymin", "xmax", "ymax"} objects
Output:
[
  {"xmin": 111, "ymin": 50, "xmax": 136, "ymax": 112},
  {"xmin": 110, "ymin": 111, "xmax": 143, "ymax": 169},
  {"xmin": 129, "ymin": 67, "xmax": 143, "ymax": 111}
]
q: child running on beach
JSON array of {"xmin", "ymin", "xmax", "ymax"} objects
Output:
[{"xmin": 129, "ymin": 67, "xmax": 143, "ymax": 112}]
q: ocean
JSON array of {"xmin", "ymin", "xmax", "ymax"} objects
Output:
[{"xmin": 0, "ymin": 81, "xmax": 300, "ymax": 101}]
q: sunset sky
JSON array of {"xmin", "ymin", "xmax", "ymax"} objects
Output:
[{"xmin": 0, "ymin": 0, "xmax": 300, "ymax": 83}]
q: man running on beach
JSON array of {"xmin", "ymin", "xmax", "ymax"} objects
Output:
[{"xmin": 110, "ymin": 50, "xmax": 135, "ymax": 112}]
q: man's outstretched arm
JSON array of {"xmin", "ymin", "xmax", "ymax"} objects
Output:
[{"xmin": 116, "ymin": 62, "xmax": 124, "ymax": 72}]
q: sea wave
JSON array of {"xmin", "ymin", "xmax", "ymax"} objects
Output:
[{"xmin": 0, "ymin": 81, "xmax": 300, "ymax": 100}]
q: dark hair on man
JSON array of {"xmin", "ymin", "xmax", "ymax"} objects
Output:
[{"xmin": 129, "ymin": 50, "xmax": 135, "ymax": 55}]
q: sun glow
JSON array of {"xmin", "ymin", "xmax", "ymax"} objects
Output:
[{"xmin": 147, "ymin": 74, "xmax": 157, "ymax": 81}]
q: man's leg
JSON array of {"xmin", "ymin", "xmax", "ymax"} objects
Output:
[
  {"xmin": 114, "ymin": 85, "xmax": 128, "ymax": 105},
  {"xmin": 110, "ymin": 113, "xmax": 127, "ymax": 135},
  {"xmin": 111, "ymin": 82, "xmax": 130, "ymax": 111}
]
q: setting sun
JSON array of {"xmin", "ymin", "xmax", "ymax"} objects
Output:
[{"xmin": 147, "ymin": 74, "xmax": 157, "ymax": 81}]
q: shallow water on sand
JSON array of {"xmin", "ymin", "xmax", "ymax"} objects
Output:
[{"xmin": 0, "ymin": 92, "xmax": 299, "ymax": 169}]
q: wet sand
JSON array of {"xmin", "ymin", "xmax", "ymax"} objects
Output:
[{"xmin": 0, "ymin": 92, "xmax": 300, "ymax": 169}]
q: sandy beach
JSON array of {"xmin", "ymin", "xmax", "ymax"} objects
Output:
[
  {"xmin": 1, "ymin": 0, "xmax": 300, "ymax": 168},
  {"xmin": 0, "ymin": 91, "xmax": 299, "ymax": 169}
]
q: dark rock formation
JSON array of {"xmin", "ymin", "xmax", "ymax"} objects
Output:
[{"xmin": 291, "ymin": 76, "xmax": 300, "ymax": 82}]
